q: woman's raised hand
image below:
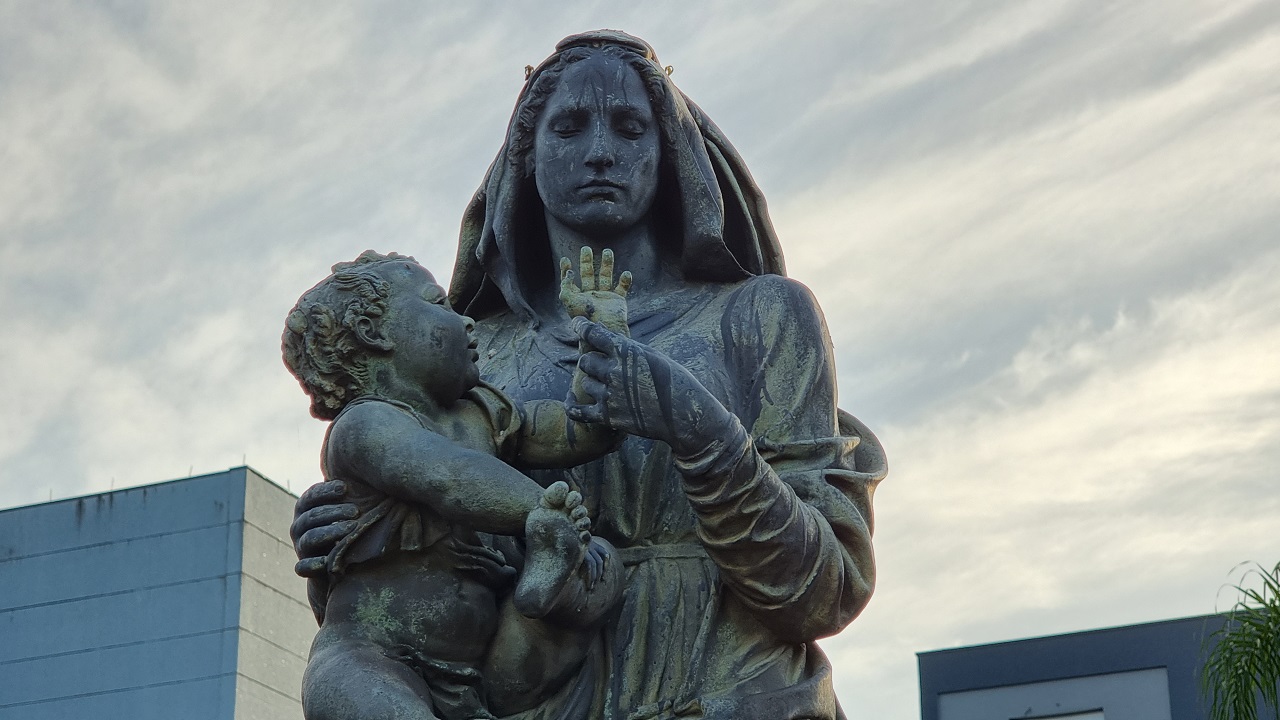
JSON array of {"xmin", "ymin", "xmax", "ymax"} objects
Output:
[
  {"xmin": 290, "ymin": 480, "xmax": 358, "ymax": 578},
  {"xmin": 567, "ymin": 318, "xmax": 737, "ymax": 458},
  {"xmin": 559, "ymin": 247, "xmax": 632, "ymax": 336}
]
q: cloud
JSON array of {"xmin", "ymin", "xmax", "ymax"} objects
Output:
[
  {"xmin": 773, "ymin": 3, "xmax": 1280, "ymax": 425},
  {"xmin": 823, "ymin": 246, "xmax": 1280, "ymax": 716}
]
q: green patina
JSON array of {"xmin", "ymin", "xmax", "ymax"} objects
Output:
[{"xmin": 353, "ymin": 587, "xmax": 403, "ymax": 642}]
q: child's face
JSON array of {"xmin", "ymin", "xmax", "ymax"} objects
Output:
[{"xmin": 379, "ymin": 262, "xmax": 479, "ymax": 406}]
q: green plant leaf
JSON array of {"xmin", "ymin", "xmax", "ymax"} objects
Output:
[{"xmin": 1202, "ymin": 561, "xmax": 1280, "ymax": 720}]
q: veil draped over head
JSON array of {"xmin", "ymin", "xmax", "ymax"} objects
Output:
[{"xmin": 449, "ymin": 29, "xmax": 787, "ymax": 323}]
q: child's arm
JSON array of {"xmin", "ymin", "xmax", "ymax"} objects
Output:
[
  {"xmin": 515, "ymin": 248, "xmax": 630, "ymax": 469},
  {"xmin": 328, "ymin": 400, "xmax": 549, "ymax": 534},
  {"xmin": 515, "ymin": 398, "xmax": 620, "ymax": 468}
]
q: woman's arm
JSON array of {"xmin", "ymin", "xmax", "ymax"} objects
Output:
[
  {"xmin": 675, "ymin": 415, "xmax": 877, "ymax": 642},
  {"xmin": 571, "ymin": 276, "xmax": 885, "ymax": 642}
]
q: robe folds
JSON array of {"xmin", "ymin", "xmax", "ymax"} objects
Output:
[
  {"xmin": 448, "ymin": 30, "xmax": 887, "ymax": 718},
  {"xmin": 474, "ymin": 273, "xmax": 886, "ymax": 720}
]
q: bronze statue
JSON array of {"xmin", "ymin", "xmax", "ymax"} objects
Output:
[
  {"xmin": 289, "ymin": 29, "xmax": 888, "ymax": 720},
  {"xmin": 283, "ymin": 249, "xmax": 641, "ymax": 718}
]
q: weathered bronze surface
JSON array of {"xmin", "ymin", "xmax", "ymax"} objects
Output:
[{"xmin": 286, "ymin": 29, "xmax": 887, "ymax": 720}]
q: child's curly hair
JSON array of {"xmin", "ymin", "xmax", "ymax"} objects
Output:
[{"xmin": 282, "ymin": 250, "xmax": 416, "ymax": 420}]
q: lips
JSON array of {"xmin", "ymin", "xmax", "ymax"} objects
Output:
[{"xmin": 579, "ymin": 179, "xmax": 625, "ymax": 190}]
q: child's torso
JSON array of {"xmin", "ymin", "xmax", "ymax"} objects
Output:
[{"xmin": 323, "ymin": 548, "xmax": 501, "ymax": 664}]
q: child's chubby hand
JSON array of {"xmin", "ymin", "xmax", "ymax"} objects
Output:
[{"xmin": 559, "ymin": 247, "xmax": 632, "ymax": 335}]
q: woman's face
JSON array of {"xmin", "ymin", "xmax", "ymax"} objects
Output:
[{"xmin": 533, "ymin": 54, "xmax": 660, "ymax": 237}]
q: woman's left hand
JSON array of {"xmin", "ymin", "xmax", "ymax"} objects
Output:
[
  {"xmin": 290, "ymin": 480, "xmax": 358, "ymax": 577},
  {"xmin": 567, "ymin": 318, "xmax": 735, "ymax": 457}
]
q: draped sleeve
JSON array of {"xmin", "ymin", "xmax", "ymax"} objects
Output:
[
  {"xmin": 676, "ymin": 274, "xmax": 887, "ymax": 642},
  {"xmin": 465, "ymin": 379, "xmax": 524, "ymax": 464}
]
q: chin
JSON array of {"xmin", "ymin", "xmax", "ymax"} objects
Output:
[
  {"xmin": 566, "ymin": 210, "xmax": 641, "ymax": 236},
  {"xmin": 544, "ymin": 186, "xmax": 646, "ymax": 230}
]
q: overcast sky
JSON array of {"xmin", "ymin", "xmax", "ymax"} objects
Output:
[{"xmin": 2, "ymin": 1, "xmax": 1278, "ymax": 716}]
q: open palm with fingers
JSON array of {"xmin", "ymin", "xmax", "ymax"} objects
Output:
[{"xmin": 559, "ymin": 247, "xmax": 632, "ymax": 336}]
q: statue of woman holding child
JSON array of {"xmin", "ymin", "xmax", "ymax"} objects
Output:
[{"xmin": 289, "ymin": 29, "xmax": 887, "ymax": 720}]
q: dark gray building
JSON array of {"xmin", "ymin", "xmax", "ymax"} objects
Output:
[
  {"xmin": 0, "ymin": 467, "xmax": 314, "ymax": 720},
  {"xmin": 918, "ymin": 614, "xmax": 1229, "ymax": 720}
]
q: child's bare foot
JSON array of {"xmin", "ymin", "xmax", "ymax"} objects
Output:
[
  {"xmin": 538, "ymin": 534, "xmax": 623, "ymax": 628},
  {"xmin": 514, "ymin": 481, "xmax": 591, "ymax": 619}
]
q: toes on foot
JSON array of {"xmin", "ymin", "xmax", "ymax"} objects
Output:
[{"xmin": 542, "ymin": 481, "xmax": 570, "ymax": 508}]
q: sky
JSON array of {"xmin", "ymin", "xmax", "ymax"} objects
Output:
[{"xmin": 2, "ymin": 1, "xmax": 1278, "ymax": 716}]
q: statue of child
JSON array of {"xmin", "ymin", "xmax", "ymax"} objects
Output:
[{"xmin": 282, "ymin": 248, "xmax": 630, "ymax": 720}]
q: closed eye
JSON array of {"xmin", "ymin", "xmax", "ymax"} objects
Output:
[
  {"xmin": 552, "ymin": 123, "xmax": 579, "ymax": 138},
  {"xmin": 613, "ymin": 107, "xmax": 650, "ymax": 139},
  {"xmin": 615, "ymin": 120, "xmax": 646, "ymax": 139},
  {"xmin": 548, "ymin": 106, "xmax": 598, "ymax": 138},
  {"xmin": 546, "ymin": 110, "xmax": 585, "ymax": 138}
]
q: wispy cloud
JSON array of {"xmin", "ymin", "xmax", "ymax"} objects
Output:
[{"xmin": 828, "ymin": 247, "xmax": 1280, "ymax": 714}]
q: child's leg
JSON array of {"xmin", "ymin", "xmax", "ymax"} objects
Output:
[
  {"xmin": 303, "ymin": 629, "xmax": 442, "ymax": 720},
  {"xmin": 485, "ymin": 538, "xmax": 623, "ymax": 716},
  {"xmin": 304, "ymin": 625, "xmax": 495, "ymax": 720},
  {"xmin": 513, "ymin": 481, "xmax": 590, "ymax": 619},
  {"xmin": 483, "ymin": 596, "xmax": 597, "ymax": 717}
]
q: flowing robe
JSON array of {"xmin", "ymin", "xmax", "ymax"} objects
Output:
[{"xmin": 475, "ymin": 273, "xmax": 887, "ymax": 720}]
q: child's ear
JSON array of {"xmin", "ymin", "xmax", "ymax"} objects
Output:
[{"xmin": 352, "ymin": 316, "xmax": 394, "ymax": 352}]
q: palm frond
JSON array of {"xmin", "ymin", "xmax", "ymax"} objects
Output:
[{"xmin": 1202, "ymin": 561, "xmax": 1280, "ymax": 720}]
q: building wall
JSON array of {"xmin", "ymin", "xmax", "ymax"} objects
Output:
[
  {"xmin": 937, "ymin": 667, "xmax": 1173, "ymax": 720},
  {"xmin": 235, "ymin": 469, "xmax": 313, "ymax": 720},
  {"xmin": 0, "ymin": 468, "xmax": 314, "ymax": 720},
  {"xmin": 918, "ymin": 614, "xmax": 1228, "ymax": 720}
]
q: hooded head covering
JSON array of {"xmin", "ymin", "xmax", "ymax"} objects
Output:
[{"xmin": 450, "ymin": 30, "xmax": 787, "ymax": 323}]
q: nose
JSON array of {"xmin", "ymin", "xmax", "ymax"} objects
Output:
[
  {"xmin": 462, "ymin": 315, "xmax": 475, "ymax": 333},
  {"xmin": 584, "ymin": 126, "xmax": 615, "ymax": 171}
]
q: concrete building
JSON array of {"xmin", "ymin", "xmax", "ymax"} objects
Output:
[
  {"xmin": 917, "ymin": 614, "xmax": 1229, "ymax": 720},
  {"xmin": 0, "ymin": 467, "xmax": 315, "ymax": 720}
]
